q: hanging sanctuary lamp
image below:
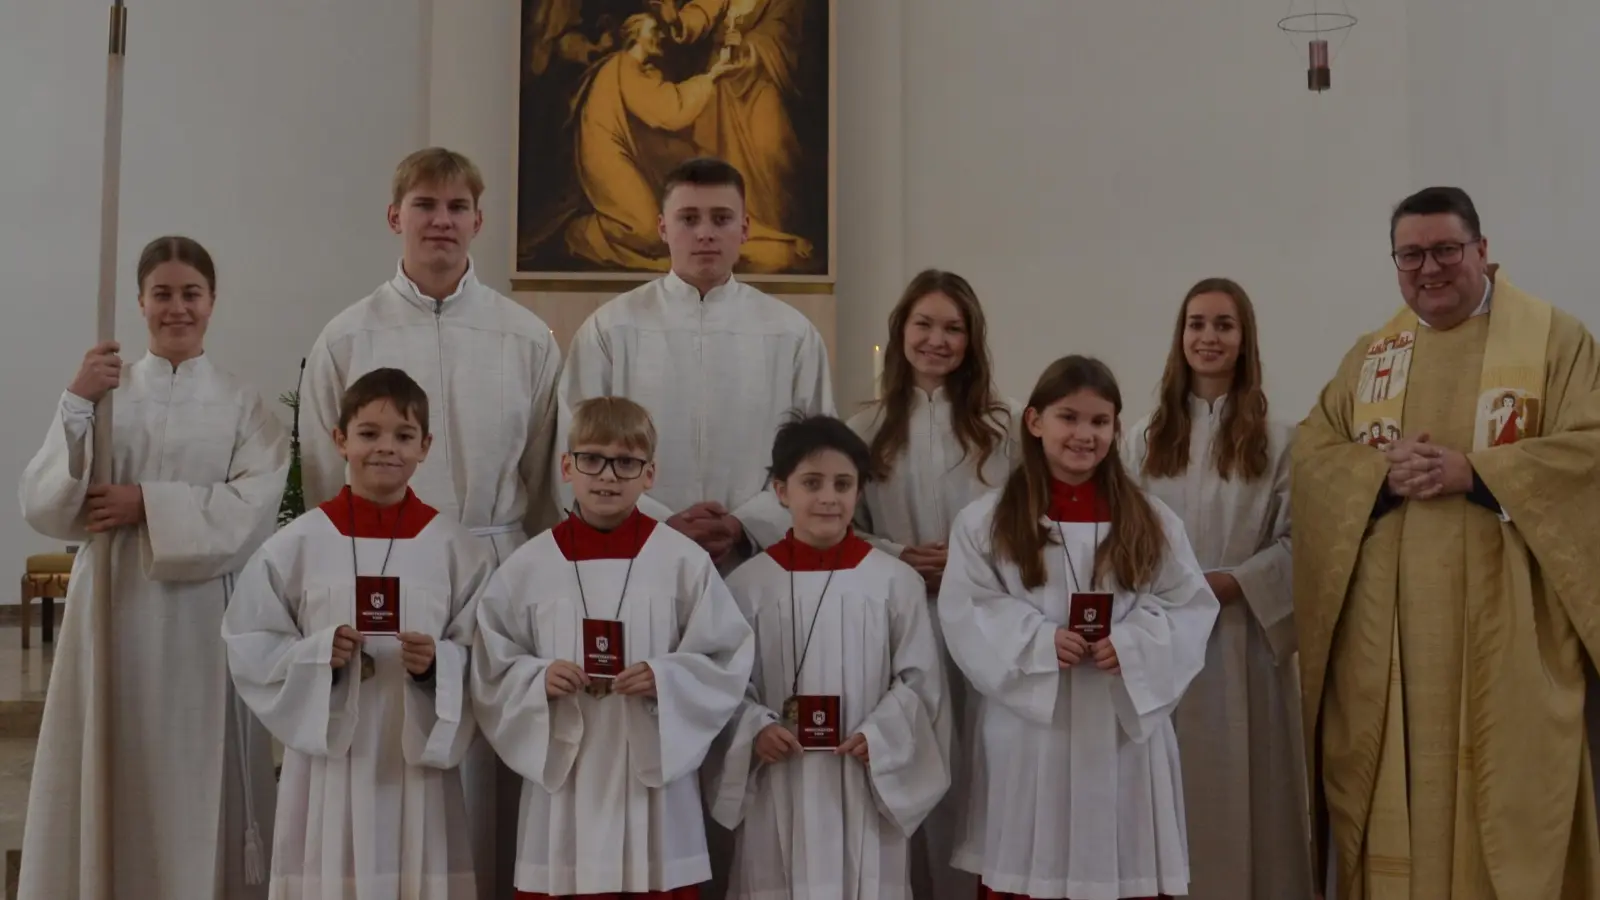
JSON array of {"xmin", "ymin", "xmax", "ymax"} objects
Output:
[{"xmin": 1278, "ymin": 2, "xmax": 1357, "ymax": 92}]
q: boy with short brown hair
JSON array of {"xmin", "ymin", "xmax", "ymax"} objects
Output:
[{"xmin": 224, "ymin": 366, "xmax": 496, "ymax": 897}]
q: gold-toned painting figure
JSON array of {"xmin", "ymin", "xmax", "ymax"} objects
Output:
[{"xmin": 516, "ymin": 0, "xmax": 832, "ymax": 279}]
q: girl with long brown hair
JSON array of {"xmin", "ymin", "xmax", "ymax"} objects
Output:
[
  {"xmin": 849, "ymin": 269, "xmax": 1017, "ymax": 589},
  {"xmin": 1124, "ymin": 278, "xmax": 1311, "ymax": 900},
  {"xmin": 846, "ymin": 269, "xmax": 1017, "ymax": 900},
  {"xmin": 938, "ymin": 355, "xmax": 1217, "ymax": 900}
]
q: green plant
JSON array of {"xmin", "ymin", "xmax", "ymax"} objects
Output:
[{"xmin": 277, "ymin": 360, "xmax": 306, "ymax": 527}]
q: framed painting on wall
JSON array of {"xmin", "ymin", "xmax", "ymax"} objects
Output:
[{"xmin": 513, "ymin": 0, "xmax": 836, "ymax": 286}]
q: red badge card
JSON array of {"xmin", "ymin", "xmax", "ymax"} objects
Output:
[
  {"xmin": 1067, "ymin": 592, "xmax": 1112, "ymax": 641},
  {"xmin": 582, "ymin": 618, "xmax": 625, "ymax": 680},
  {"xmin": 354, "ymin": 575, "xmax": 400, "ymax": 635},
  {"xmin": 795, "ymin": 695, "xmax": 842, "ymax": 750}
]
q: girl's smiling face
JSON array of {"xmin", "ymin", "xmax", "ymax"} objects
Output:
[{"xmin": 1026, "ymin": 387, "xmax": 1117, "ymax": 484}]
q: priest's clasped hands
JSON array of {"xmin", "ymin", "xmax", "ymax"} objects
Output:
[
  {"xmin": 543, "ymin": 659, "xmax": 657, "ymax": 698},
  {"xmin": 754, "ymin": 721, "xmax": 871, "ymax": 764},
  {"xmin": 1384, "ymin": 431, "xmax": 1474, "ymax": 500},
  {"xmin": 1055, "ymin": 627, "xmax": 1120, "ymax": 675},
  {"xmin": 329, "ymin": 625, "xmax": 437, "ymax": 675}
]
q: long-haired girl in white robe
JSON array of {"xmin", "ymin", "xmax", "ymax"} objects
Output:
[
  {"xmin": 224, "ymin": 368, "xmax": 495, "ymax": 899},
  {"xmin": 938, "ymin": 355, "xmax": 1218, "ymax": 900},
  {"xmin": 1124, "ymin": 279, "xmax": 1312, "ymax": 900},
  {"xmin": 706, "ymin": 413, "xmax": 951, "ymax": 900},
  {"xmin": 18, "ymin": 236, "xmax": 287, "ymax": 900},
  {"xmin": 846, "ymin": 269, "xmax": 1019, "ymax": 900}
]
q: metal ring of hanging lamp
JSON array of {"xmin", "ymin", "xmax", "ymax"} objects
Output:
[{"xmin": 1276, "ymin": 12, "xmax": 1358, "ymax": 35}]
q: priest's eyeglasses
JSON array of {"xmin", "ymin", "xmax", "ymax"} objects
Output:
[
  {"xmin": 571, "ymin": 452, "xmax": 647, "ymax": 480},
  {"xmin": 1391, "ymin": 240, "xmax": 1477, "ymax": 271}
]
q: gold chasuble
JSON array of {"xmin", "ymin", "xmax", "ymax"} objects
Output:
[{"xmin": 1293, "ymin": 266, "xmax": 1600, "ymax": 900}]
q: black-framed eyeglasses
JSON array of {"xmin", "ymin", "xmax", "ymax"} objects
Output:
[
  {"xmin": 571, "ymin": 451, "xmax": 647, "ymax": 480},
  {"xmin": 1391, "ymin": 240, "xmax": 1479, "ymax": 271}
]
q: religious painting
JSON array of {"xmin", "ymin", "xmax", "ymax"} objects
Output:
[
  {"xmin": 514, "ymin": 0, "xmax": 835, "ymax": 283},
  {"xmin": 1356, "ymin": 331, "xmax": 1415, "ymax": 405},
  {"xmin": 1477, "ymin": 388, "xmax": 1540, "ymax": 448}
]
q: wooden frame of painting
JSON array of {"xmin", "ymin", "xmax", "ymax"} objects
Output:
[{"xmin": 510, "ymin": 0, "xmax": 837, "ymax": 289}]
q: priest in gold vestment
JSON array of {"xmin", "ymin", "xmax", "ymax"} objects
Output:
[{"xmin": 1293, "ymin": 186, "xmax": 1600, "ymax": 900}]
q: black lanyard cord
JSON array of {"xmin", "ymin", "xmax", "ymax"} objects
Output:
[
  {"xmin": 787, "ymin": 542, "xmax": 842, "ymax": 698},
  {"xmin": 348, "ymin": 490, "xmax": 407, "ymax": 580},
  {"xmin": 571, "ymin": 511, "xmax": 642, "ymax": 621},
  {"xmin": 1055, "ymin": 518, "xmax": 1101, "ymax": 594}
]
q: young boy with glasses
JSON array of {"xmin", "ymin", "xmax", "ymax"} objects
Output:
[{"xmin": 470, "ymin": 396, "xmax": 755, "ymax": 900}]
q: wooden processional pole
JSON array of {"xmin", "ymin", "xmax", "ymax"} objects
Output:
[{"xmin": 91, "ymin": 2, "xmax": 127, "ymax": 896}]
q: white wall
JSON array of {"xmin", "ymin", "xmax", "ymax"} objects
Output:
[
  {"xmin": 0, "ymin": 0, "xmax": 427, "ymax": 588},
  {"xmin": 857, "ymin": 0, "xmax": 1600, "ymax": 422},
  {"xmin": 1406, "ymin": 0, "xmax": 1600, "ymax": 335},
  {"xmin": 885, "ymin": 0, "xmax": 1414, "ymax": 424},
  {"xmin": 6, "ymin": 0, "xmax": 1596, "ymax": 595},
  {"xmin": 426, "ymin": 0, "xmax": 520, "ymax": 296}
]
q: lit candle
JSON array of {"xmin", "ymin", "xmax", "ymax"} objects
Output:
[{"xmin": 873, "ymin": 344, "xmax": 884, "ymax": 399}]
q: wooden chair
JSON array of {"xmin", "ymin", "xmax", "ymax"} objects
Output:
[{"xmin": 21, "ymin": 552, "xmax": 74, "ymax": 649}]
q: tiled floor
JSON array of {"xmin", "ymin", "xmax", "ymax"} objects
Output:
[
  {"xmin": 0, "ymin": 625, "xmax": 292, "ymax": 899},
  {"xmin": 0, "ymin": 739, "xmax": 33, "ymax": 900},
  {"xmin": 0, "ymin": 626, "xmax": 49, "ymax": 900},
  {"xmin": 0, "ymin": 633, "xmax": 51, "ymax": 705}
]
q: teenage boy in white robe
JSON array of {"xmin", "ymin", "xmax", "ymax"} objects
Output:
[
  {"xmin": 301, "ymin": 146, "xmax": 562, "ymax": 558},
  {"xmin": 938, "ymin": 355, "xmax": 1218, "ymax": 900},
  {"xmin": 471, "ymin": 396, "xmax": 755, "ymax": 900},
  {"xmin": 18, "ymin": 236, "xmax": 286, "ymax": 900},
  {"xmin": 705, "ymin": 414, "xmax": 951, "ymax": 900},
  {"xmin": 556, "ymin": 159, "xmax": 834, "ymax": 897},
  {"xmin": 223, "ymin": 367, "xmax": 495, "ymax": 899},
  {"xmin": 299, "ymin": 146, "xmax": 562, "ymax": 897},
  {"xmin": 557, "ymin": 156, "xmax": 834, "ymax": 569}
]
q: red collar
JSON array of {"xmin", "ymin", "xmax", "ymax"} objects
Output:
[
  {"xmin": 767, "ymin": 531, "xmax": 873, "ymax": 572},
  {"xmin": 1048, "ymin": 478, "xmax": 1110, "ymax": 523},
  {"xmin": 553, "ymin": 508, "xmax": 658, "ymax": 561},
  {"xmin": 320, "ymin": 486, "xmax": 438, "ymax": 539}
]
